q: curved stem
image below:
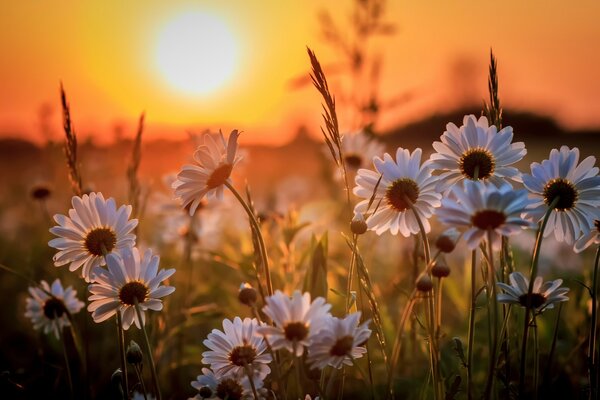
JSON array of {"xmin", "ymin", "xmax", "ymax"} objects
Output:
[
  {"xmin": 116, "ymin": 312, "xmax": 129, "ymax": 398},
  {"xmin": 466, "ymin": 249, "xmax": 477, "ymax": 400},
  {"xmin": 409, "ymin": 207, "xmax": 431, "ymax": 265},
  {"xmin": 589, "ymin": 245, "xmax": 600, "ymax": 400},
  {"xmin": 133, "ymin": 300, "xmax": 162, "ymax": 400},
  {"xmin": 225, "ymin": 181, "xmax": 273, "ymax": 296}
]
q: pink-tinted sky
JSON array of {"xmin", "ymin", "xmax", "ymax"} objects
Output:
[{"xmin": 1, "ymin": 1, "xmax": 600, "ymax": 145}]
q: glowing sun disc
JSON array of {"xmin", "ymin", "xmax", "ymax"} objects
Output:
[{"xmin": 155, "ymin": 12, "xmax": 237, "ymax": 95}]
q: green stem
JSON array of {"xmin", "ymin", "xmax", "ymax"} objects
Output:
[
  {"xmin": 519, "ymin": 201, "xmax": 557, "ymax": 397},
  {"xmin": 116, "ymin": 313, "xmax": 129, "ymax": 398},
  {"xmin": 543, "ymin": 303, "xmax": 562, "ymax": 391},
  {"xmin": 533, "ymin": 317, "xmax": 539, "ymax": 400},
  {"xmin": 225, "ymin": 181, "xmax": 273, "ymax": 296},
  {"xmin": 293, "ymin": 346, "xmax": 303, "ymax": 400},
  {"xmin": 483, "ymin": 230, "xmax": 499, "ymax": 399},
  {"xmin": 133, "ymin": 300, "xmax": 162, "ymax": 400},
  {"xmin": 345, "ymin": 234, "xmax": 359, "ymax": 313},
  {"xmin": 134, "ymin": 364, "xmax": 148, "ymax": 400},
  {"xmin": 244, "ymin": 365, "xmax": 260, "ymax": 400},
  {"xmin": 466, "ymin": 249, "xmax": 477, "ymax": 400},
  {"xmin": 589, "ymin": 246, "xmax": 600, "ymax": 400}
]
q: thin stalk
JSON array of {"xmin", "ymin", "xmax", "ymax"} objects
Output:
[
  {"xmin": 589, "ymin": 245, "xmax": 600, "ymax": 400},
  {"xmin": 244, "ymin": 365, "xmax": 260, "ymax": 400},
  {"xmin": 519, "ymin": 200, "xmax": 558, "ymax": 397},
  {"xmin": 116, "ymin": 313, "xmax": 129, "ymax": 398},
  {"xmin": 387, "ymin": 290, "xmax": 417, "ymax": 396},
  {"xmin": 225, "ymin": 181, "xmax": 273, "ymax": 296},
  {"xmin": 293, "ymin": 345, "xmax": 303, "ymax": 400},
  {"xmin": 134, "ymin": 364, "xmax": 148, "ymax": 400},
  {"xmin": 436, "ymin": 278, "xmax": 443, "ymax": 336},
  {"xmin": 251, "ymin": 307, "xmax": 286, "ymax": 400},
  {"xmin": 483, "ymin": 231, "xmax": 499, "ymax": 399},
  {"xmin": 426, "ymin": 292, "xmax": 443, "ymax": 400},
  {"xmin": 326, "ymin": 367, "xmax": 339, "ymax": 399},
  {"xmin": 466, "ymin": 249, "xmax": 477, "ymax": 400},
  {"xmin": 345, "ymin": 234, "xmax": 359, "ymax": 313},
  {"xmin": 133, "ymin": 299, "xmax": 162, "ymax": 400},
  {"xmin": 57, "ymin": 324, "xmax": 74, "ymax": 399},
  {"xmin": 543, "ymin": 303, "xmax": 562, "ymax": 391},
  {"xmin": 533, "ymin": 318, "xmax": 539, "ymax": 400}
]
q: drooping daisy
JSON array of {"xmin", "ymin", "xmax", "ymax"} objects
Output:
[
  {"xmin": 190, "ymin": 368, "xmax": 266, "ymax": 400},
  {"xmin": 353, "ymin": 147, "xmax": 441, "ymax": 236},
  {"xmin": 436, "ymin": 180, "xmax": 532, "ymax": 250},
  {"xmin": 522, "ymin": 146, "xmax": 600, "ymax": 245},
  {"xmin": 307, "ymin": 312, "xmax": 371, "ymax": 370},
  {"xmin": 574, "ymin": 220, "xmax": 600, "ymax": 253},
  {"xmin": 49, "ymin": 192, "xmax": 138, "ymax": 282},
  {"xmin": 24, "ymin": 279, "xmax": 84, "ymax": 339},
  {"xmin": 429, "ymin": 115, "xmax": 526, "ymax": 191},
  {"xmin": 173, "ymin": 130, "xmax": 242, "ymax": 215},
  {"xmin": 202, "ymin": 317, "xmax": 271, "ymax": 380},
  {"xmin": 258, "ymin": 290, "xmax": 332, "ymax": 356},
  {"xmin": 338, "ymin": 130, "xmax": 385, "ymax": 171},
  {"xmin": 87, "ymin": 247, "xmax": 175, "ymax": 330},
  {"xmin": 497, "ymin": 271, "xmax": 569, "ymax": 313}
]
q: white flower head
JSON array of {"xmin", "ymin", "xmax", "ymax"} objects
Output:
[
  {"xmin": 497, "ymin": 271, "xmax": 569, "ymax": 313},
  {"xmin": 353, "ymin": 147, "xmax": 441, "ymax": 236},
  {"xmin": 522, "ymin": 146, "xmax": 600, "ymax": 245},
  {"xmin": 173, "ymin": 130, "xmax": 242, "ymax": 215},
  {"xmin": 190, "ymin": 367, "xmax": 266, "ymax": 400},
  {"xmin": 574, "ymin": 220, "xmax": 600, "ymax": 253},
  {"xmin": 202, "ymin": 317, "xmax": 271, "ymax": 380},
  {"xmin": 24, "ymin": 279, "xmax": 84, "ymax": 339},
  {"xmin": 429, "ymin": 115, "xmax": 526, "ymax": 191},
  {"xmin": 307, "ymin": 312, "xmax": 371, "ymax": 370},
  {"xmin": 339, "ymin": 130, "xmax": 385, "ymax": 171},
  {"xmin": 436, "ymin": 180, "xmax": 533, "ymax": 250},
  {"xmin": 48, "ymin": 192, "xmax": 138, "ymax": 282},
  {"xmin": 258, "ymin": 290, "xmax": 332, "ymax": 356},
  {"xmin": 133, "ymin": 392, "xmax": 156, "ymax": 400},
  {"xmin": 87, "ymin": 247, "xmax": 175, "ymax": 330}
]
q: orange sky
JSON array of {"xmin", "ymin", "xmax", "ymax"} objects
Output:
[{"xmin": 1, "ymin": 1, "xmax": 600, "ymax": 145}]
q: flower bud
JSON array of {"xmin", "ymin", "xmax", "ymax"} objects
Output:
[
  {"xmin": 126, "ymin": 340, "xmax": 143, "ymax": 365},
  {"xmin": 111, "ymin": 368, "xmax": 123, "ymax": 394},
  {"xmin": 238, "ymin": 282, "xmax": 257, "ymax": 307},
  {"xmin": 435, "ymin": 228, "xmax": 460, "ymax": 253},
  {"xmin": 350, "ymin": 212, "xmax": 368, "ymax": 235},
  {"xmin": 431, "ymin": 263, "xmax": 450, "ymax": 278},
  {"xmin": 416, "ymin": 273, "xmax": 433, "ymax": 292}
]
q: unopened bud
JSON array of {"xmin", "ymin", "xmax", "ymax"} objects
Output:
[
  {"xmin": 111, "ymin": 368, "xmax": 123, "ymax": 394},
  {"xmin": 416, "ymin": 274, "xmax": 433, "ymax": 292},
  {"xmin": 350, "ymin": 213, "xmax": 368, "ymax": 235},
  {"xmin": 431, "ymin": 263, "xmax": 450, "ymax": 278},
  {"xmin": 435, "ymin": 228, "xmax": 460, "ymax": 253},
  {"xmin": 126, "ymin": 340, "xmax": 143, "ymax": 365},
  {"xmin": 238, "ymin": 283, "xmax": 258, "ymax": 307}
]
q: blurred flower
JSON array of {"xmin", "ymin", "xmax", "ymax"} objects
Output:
[
  {"xmin": 339, "ymin": 130, "xmax": 385, "ymax": 171},
  {"xmin": 429, "ymin": 115, "xmax": 526, "ymax": 191},
  {"xmin": 575, "ymin": 220, "xmax": 600, "ymax": 253},
  {"xmin": 24, "ymin": 279, "xmax": 84, "ymax": 339},
  {"xmin": 173, "ymin": 130, "xmax": 242, "ymax": 215},
  {"xmin": 30, "ymin": 183, "xmax": 52, "ymax": 201},
  {"xmin": 258, "ymin": 290, "xmax": 331, "ymax": 356},
  {"xmin": 497, "ymin": 271, "xmax": 569, "ymax": 312},
  {"xmin": 353, "ymin": 148, "xmax": 441, "ymax": 236},
  {"xmin": 87, "ymin": 247, "xmax": 175, "ymax": 330},
  {"xmin": 307, "ymin": 312, "xmax": 371, "ymax": 369},
  {"xmin": 133, "ymin": 392, "xmax": 155, "ymax": 400},
  {"xmin": 522, "ymin": 146, "xmax": 600, "ymax": 245},
  {"xmin": 190, "ymin": 367, "xmax": 266, "ymax": 400},
  {"xmin": 202, "ymin": 317, "xmax": 271, "ymax": 380},
  {"xmin": 437, "ymin": 181, "xmax": 532, "ymax": 250},
  {"xmin": 48, "ymin": 192, "xmax": 138, "ymax": 282}
]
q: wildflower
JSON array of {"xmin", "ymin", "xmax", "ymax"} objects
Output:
[
  {"xmin": 48, "ymin": 192, "xmax": 138, "ymax": 282},
  {"xmin": 497, "ymin": 271, "xmax": 569, "ymax": 312},
  {"xmin": 429, "ymin": 115, "xmax": 526, "ymax": 191},
  {"xmin": 574, "ymin": 220, "xmax": 600, "ymax": 253},
  {"xmin": 173, "ymin": 130, "xmax": 242, "ymax": 215},
  {"xmin": 190, "ymin": 368, "xmax": 266, "ymax": 399},
  {"xmin": 307, "ymin": 312, "xmax": 371, "ymax": 370},
  {"xmin": 353, "ymin": 148, "xmax": 441, "ymax": 236},
  {"xmin": 202, "ymin": 317, "xmax": 271, "ymax": 380},
  {"xmin": 87, "ymin": 247, "xmax": 175, "ymax": 329},
  {"xmin": 436, "ymin": 180, "xmax": 532, "ymax": 250},
  {"xmin": 24, "ymin": 279, "xmax": 84, "ymax": 339},
  {"xmin": 522, "ymin": 146, "xmax": 600, "ymax": 245},
  {"xmin": 339, "ymin": 130, "xmax": 385, "ymax": 171},
  {"xmin": 258, "ymin": 290, "xmax": 331, "ymax": 356}
]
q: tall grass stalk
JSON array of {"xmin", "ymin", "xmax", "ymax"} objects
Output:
[
  {"xmin": 133, "ymin": 299, "xmax": 162, "ymax": 400},
  {"xmin": 589, "ymin": 246, "xmax": 600, "ymax": 400},
  {"xmin": 127, "ymin": 112, "xmax": 145, "ymax": 223},
  {"xmin": 60, "ymin": 84, "xmax": 83, "ymax": 196}
]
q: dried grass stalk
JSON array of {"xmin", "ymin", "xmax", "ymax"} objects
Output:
[
  {"xmin": 60, "ymin": 84, "xmax": 83, "ymax": 196},
  {"xmin": 127, "ymin": 112, "xmax": 145, "ymax": 218}
]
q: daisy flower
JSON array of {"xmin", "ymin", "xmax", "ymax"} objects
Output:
[
  {"xmin": 202, "ymin": 317, "xmax": 271, "ymax": 380},
  {"xmin": 258, "ymin": 290, "xmax": 332, "ymax": 356},
  {"xmin": 522, "ymin": 146, "xmax": 600, "ymax": 245},
  {"xmin": 497, "ymin": 271, "xmax": 569, "ymax": 313},
  {"xmin": 338, "ymin": 130, "xmax": 385, "ymax": 171},
  {"xmin": 429, "ymin": 115, "xmax": 526, "ymax": 191},
  {"xmin": 307, "ymin": 312, "xmax": 371, "ymax": 370},
  {"xmin": 24, "ymin": 279, "xmax": 84, "ymax": 339},
  {"xmin": 574, "ymin": 220, "xmax": 600, "ymax": 253},
  {"xmin": 87, "ymin": 247, "xmax": 175, "ymax": 330},
  {"xmin": 353, "ymin": 147, "xmax": 441, "ymax": 236},
  {"xmin": 48, "ymin": 192, "xmax": 138, "ymax": 282},
  {"xmin": 190, "ymin": 368, "xmax": 266, "ymax": 400},
  {"xmin": 173, "ymin": 130, "xmax": 242, "ymax": 215},
  {"xmin": 436, "ymin": 180, "xmax": 532, "ymax": 250}
]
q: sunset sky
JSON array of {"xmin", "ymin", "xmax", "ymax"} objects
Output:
[{"xmin": 1, "ymin": 0, "xmax": 600, "ymax": 145}]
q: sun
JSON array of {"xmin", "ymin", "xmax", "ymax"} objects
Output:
[{"xmin": 155, "ymin": 12, "xmax": 238, "ymax": 96}]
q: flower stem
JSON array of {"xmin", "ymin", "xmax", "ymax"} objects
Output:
[
  {"xmin": 225, "ymin": 181, "xmax": 273, "ymax": 296},
  {"xmin": 345, "ymin": 234, "xmax": 359, "ymax": 313},
  {"xmin": 519, "ymin": 200, "xmax": 558, "ymax": 397},
  {"xmin": 133, "ymin": 299, "xmax": 162, "ymax": 400},
  {"xmin": 244, "ymin": 364, "xmax": 260, "ymax": 400},
  {"xmin": 116, "ymin": 312, "xmax": 129, "ymax": 398},
  {"xmin": 134, "ymin": 364, "xmax": 148, "ymax": 400},
  {"xmin": 533, "ymin": 317, "xmax": 539, "ymax": 400},
  {"xmin": 483, "ymin": 230, "xmax": 499, "ymax": 399},
  {"xmin": 293, "ymin": 344, "xmax": 303, "ymax": 400},
  {"xmin": 466, "ymin": 248, "xmax": 477, "ymax": 400},
  {"xmin": 57, "ymin": 324, "xmax": 74, "ymax": 399},
  {"xmin": 589, "ymin": 245, "xmax": 600, "ymax": 400}
]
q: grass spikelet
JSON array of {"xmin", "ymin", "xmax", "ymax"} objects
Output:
[
  {"xmin": 127, "ymin": 112, "xmax": 145, "ymax": 220},
  {"xmin": 483, "ymin": 49, "xmax": 502, "ymax": 128},
  {"xmin": 60, "ymin": 84, "xmax": 83, "ymax": 196}
]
